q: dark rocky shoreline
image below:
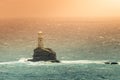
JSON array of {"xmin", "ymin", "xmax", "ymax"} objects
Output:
[{"xmin": 28, "ymin": 47, "xmax": 60, "ymax": 63}]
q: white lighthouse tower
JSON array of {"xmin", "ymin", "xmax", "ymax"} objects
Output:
[{"xmin": 38, "ymin": 31, "xmax": 44, "ymax": 49}]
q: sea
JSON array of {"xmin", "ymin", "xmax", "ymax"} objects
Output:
[{"xmin": 0, "ymin": 18, "xmax": 120, "ymax": 80}]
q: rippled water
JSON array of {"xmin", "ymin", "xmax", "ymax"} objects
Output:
[{"xmin": 0, "ymin": 59, "xmax": 120, "ymax": 80}]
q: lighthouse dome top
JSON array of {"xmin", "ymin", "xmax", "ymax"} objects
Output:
[{"xmin": 38, "ymin": 31, "xmax": 43, "ymax": 34}]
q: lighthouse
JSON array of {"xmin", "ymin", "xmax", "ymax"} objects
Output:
[
  {"xmin": 28, "ymin": 31, "xmax": 60, "ymax": 62},
  {"xmin": 38, "ymin": 31, "xmax": 44, "ymax": 49}
]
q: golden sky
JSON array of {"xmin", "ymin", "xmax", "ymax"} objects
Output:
[{"xmin": 0, "ymin": 0, "xmax": 120, "ymax": 18}]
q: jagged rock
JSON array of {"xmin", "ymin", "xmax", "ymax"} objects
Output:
[
  {"xmin": 104, "ymin": 61, "xmax": 118, "ymax": 65},
  {"xmin": 104, "ymin": 62, "xmax": 110, "ymax": 64},
  {"xmin": 111, "ymin": 62, "xmax": 118, "ymax": 65},
  {"xmin": 28, "ymin": 47, "xmax": 60, "ymax": 62}
]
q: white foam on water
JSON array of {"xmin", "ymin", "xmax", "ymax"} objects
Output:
[
  {"xmin": 18, "ymin": 58, "xmax": 29, "ymax": 62},
  {"xmin": 0, "ymin": 58, "xmax": 29, "ymax": 65},
  {"xmin": 0, "ymin": 58, "xmax": 119, "ymax": 66},
  {"xmin": 61, "ymin": 60, "xmax": 106, "ymax": 64},
  {"xmin": 0, "ymin": 61, "xmax": 19, "ymax": 65}
]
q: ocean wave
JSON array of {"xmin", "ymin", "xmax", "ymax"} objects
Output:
[
  {"xmin": 0, "ymin": 58, "xmax": 119, "ymax": 66},
  {"xmin": 61, "ymin": 60, "xmax": 106, "ymax": 64}
]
